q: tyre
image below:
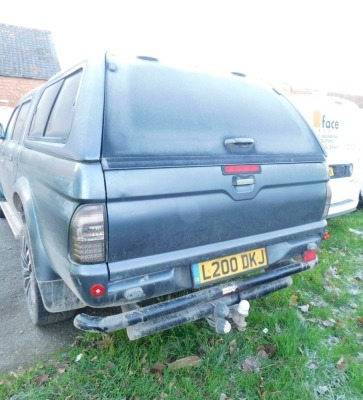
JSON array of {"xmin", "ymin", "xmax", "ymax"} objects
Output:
[
  {"xmin": 0, "ymin": 206, "xmax": 5, "ymax": 218},
  {"xmin": 20, "ymin": 225, "xmax": 75, "ymax": 325}
]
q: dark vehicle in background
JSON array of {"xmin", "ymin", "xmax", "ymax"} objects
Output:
[{"xmin": 0, "ymin": 53, "xmax": 330, "ymax": 339}]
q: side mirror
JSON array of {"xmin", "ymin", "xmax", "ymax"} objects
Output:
[{"xmin": 0, "ymin": 123, "xmax": 5, "ymax": 140}]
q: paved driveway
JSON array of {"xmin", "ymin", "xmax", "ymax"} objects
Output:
[{"xmin": 0, "ymin": 217, "xmax": 79, "ymax": 374}]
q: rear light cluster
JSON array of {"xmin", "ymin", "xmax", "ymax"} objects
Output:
[{"xmin": 70, "ymin": 204, "xmax": 105, "ymax": 264}]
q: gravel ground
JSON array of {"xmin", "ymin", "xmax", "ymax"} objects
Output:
[{"xmin": 0, "ymin": 217, "xmax": 79, "ymax": 374}]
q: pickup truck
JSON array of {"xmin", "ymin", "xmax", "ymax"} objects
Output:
[{"xmin": 0, "ymin": 53, "xmax": 330, "ymax": 339}]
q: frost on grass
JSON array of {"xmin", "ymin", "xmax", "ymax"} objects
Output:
[
  {"xmin": 307, "ymin": 359, "xmax": 319, "ymax": 370},
  {"xmin": 322, "ymin": 319, "xmax": 336, "ymax": 327},
  {"xmin": 312, "ymin": 367, "xmax": 349, "ymax": 400},
  {"xmin": 304, "ymin": 347, "xmax": 351, "ymax": 400},
  {"xmin": 325, "ymin": 336, "xmax": 340, "ymax": 347},
  {"xmin": 325, "ymin": 266, "xmax": 340, "ymax": 278},
  {"xmin": 323, "ymin": 266, "xmax": 341, "ymax": 293},
  {"xmin": 310, "ymin": 296, "xmax": 328, "ymax": 308},
  {"xmin": 347, "ymin": 285, "xmax": 361, "ymax": 296},
  {"xmin": 354, "ymin": 270, "xmax": 363, "ymax": 281},
  {"xmin": 301, "ymin": 352, "xmax": 348, "ymax": 398},
  {"xmin": 297, "ymin": 310, "xmax": 337, "ymax": 329}
]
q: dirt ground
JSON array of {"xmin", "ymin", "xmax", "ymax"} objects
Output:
[{"xmin": 0, "ymin": 218, "xmax": 79, "ymax": 374}]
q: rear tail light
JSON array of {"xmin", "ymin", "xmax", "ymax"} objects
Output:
[
  {"xmin": 70, "ymin": 204, "xmax": 105, "ymax": 264},
  {"xmin": 322, "ymin": 182, "xmax": 332, "ymax": 219}
]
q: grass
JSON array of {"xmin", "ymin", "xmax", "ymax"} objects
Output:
[{"xmin": 1, "ymin": 211, "xmax": 363, "ymax": 400}]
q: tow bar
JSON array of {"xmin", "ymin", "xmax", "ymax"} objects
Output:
[{"xmin": 74, "ymin": 261, "xmax": 311, "ymax": 339}]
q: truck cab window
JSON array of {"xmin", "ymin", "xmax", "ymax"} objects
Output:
[
  {"xmin": 4, "ymin": 107, "xmax": 20, "ymax": 141},
  {"xmin": 29, "ymin": 80, "xmax": 63, "ymax": 138},
  {"xmin": 11, "ymin": 100, "xmax": 31, "ymax": 143},
  {"xmin": 44, "ymin": 69, "xmax": 82, "ymax": 139}
]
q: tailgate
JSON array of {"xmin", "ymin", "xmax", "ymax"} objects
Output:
[
  {"xmin": 104, "ymin": 163, "xmax": 327, "ymax": 264},
  {"xmin": 102, "ymin": 54, "xmax": 328, "ymax": 277}
]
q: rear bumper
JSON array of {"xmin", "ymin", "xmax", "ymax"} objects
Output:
[
  {"xmin": 68, "ymin": 221, "xmax": 326, "ymax": 309},
  {"xmin": 74, "ymin": 261, "xmax": 312, "ymax": 339}
]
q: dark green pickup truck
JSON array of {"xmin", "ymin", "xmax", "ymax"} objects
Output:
[{"xmin": 0, "ymin": 53, "xmax": 330, "ymax": 339}]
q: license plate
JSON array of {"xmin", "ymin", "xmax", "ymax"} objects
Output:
[
  {"xmin": 192, "ymin": 247, "xmax": 268, "ymax": 286},
  {"xmin": 329, "ymin": 167, "xmax": 334, "ymax": 177}
]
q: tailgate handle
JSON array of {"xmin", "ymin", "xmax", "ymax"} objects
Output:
[
  {"xmin": 225, "ymin": 137, "xmax": 254, "ymax": 149},
  {"xmin": 233, "ymin": 177, "xmax": 254, "ymax": 186}
]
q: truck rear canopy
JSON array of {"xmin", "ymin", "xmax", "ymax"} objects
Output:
[{"xmin": 102, "ymin": 55, "xmax": 325, "ymax": 167}]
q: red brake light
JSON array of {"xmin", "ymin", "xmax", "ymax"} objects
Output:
[{"xmin": 222, "ymin": 165, "xmax": 261, "ymax": 174}]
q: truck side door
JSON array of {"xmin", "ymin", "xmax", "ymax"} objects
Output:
[
  {"xmin": 1, "ymin": 100, "xmax": 32, "ymax": 204},
  {"xmin": 0, "ymin": 107, "xmax": 19, "ymax": 199}
]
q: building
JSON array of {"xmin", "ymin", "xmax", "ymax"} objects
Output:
[{"xmin": 0, "ymin": 23, "xmax": 60, "ymax": 109}]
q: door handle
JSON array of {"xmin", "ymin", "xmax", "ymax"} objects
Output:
[
  {"xmin": 225, "ymin": 137, "xmax": 255, "ymax": 149},
  {"xmin": 233, "ymin": 177, "xmax": 254, "ymax": 186}
]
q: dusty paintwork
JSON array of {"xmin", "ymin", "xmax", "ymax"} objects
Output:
[{"xmin": 0, "ymin": 52, "xmax": 329, "ymax": 338}]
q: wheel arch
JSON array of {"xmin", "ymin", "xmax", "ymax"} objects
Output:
[{"xmin": 13, "ymin": 177, "xmax": 60, "ymax": 281}]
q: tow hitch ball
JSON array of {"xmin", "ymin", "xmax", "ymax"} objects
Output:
[{"xmin": 212, "ymin": 300, "xmax": 250, "ymax": 334}]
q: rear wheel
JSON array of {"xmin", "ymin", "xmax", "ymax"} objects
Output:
[{"xmin": 20, "ymin": 225, "xmax": 75, "ymax": 325}]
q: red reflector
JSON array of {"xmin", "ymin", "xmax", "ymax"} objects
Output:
[
  {"xmin": 90, "ymin": 284, "xmax": 106, "ymax": 297},
  {"xmin": 302, "ymin": 250, "xmax": 317, "ymax": 263},
  {"xmin": 222, "ymin": 165, "xmax": 261, "ymax": 174},
  {"xmin": 323, "ymin": 231, "xmax": 330, "ymax": 240}
]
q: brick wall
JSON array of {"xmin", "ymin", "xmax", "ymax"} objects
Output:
[{"xmin": 0, "ymin": 76, "xmax": 45, "ymax": 107}]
